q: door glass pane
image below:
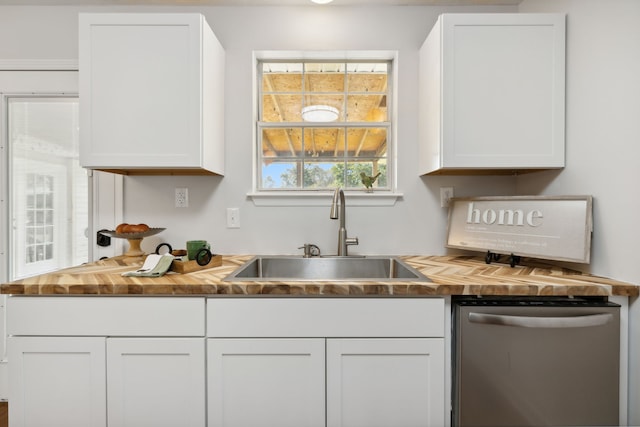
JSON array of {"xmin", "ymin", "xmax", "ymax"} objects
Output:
[{"xmin": 8, "ymin": 97, "xmax": 87, "ymax": 280}]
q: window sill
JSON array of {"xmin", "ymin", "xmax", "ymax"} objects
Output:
[{"xmin": 247, "ymin": 191, "xmax": 403, "ymax": 207}]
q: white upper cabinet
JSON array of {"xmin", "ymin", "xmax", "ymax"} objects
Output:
[
  {"xmin": 79, "ymin": 13, "xmax": 225, "ymax": 175},
  {"xmin": 419, "ymin": 13, "xmax": 565, "ymax": 175}
]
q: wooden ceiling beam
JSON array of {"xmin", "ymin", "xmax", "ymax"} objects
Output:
[
  {"xmin": 264, "ymin": 74, "xmax": 296, "ymax": 156},
  {"xmin": 303, "ymin": 73, "xmax": 320, "ymax": 157},
  {"xmin": 262, "ymin": 131, "xmax": 278, "ymax": 156}
]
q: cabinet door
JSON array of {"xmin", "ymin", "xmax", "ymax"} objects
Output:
[
  {"xmin": 420, "ymin": 13, "xmax": 565, "ymax": 174},
  {"xmin": 107, "ymin": 338, "xmax": 205, "ymax": 427},
  {"xmin": 8, "ymin": 336, "xmax": 106, "ymax": 427},
  {"xmin": 327, "ymin": 338, "xmax": 445, "ymax": 427},
  {"xmin": 207, "ymin": 338, "xmax": 325, "ymax": 427},
  {"xmin": 79, "ymin": 13, "xmax": 224, "ymax": 174}
]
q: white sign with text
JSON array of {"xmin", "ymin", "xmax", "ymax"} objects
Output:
[{"xmin": 446, "ymin": 196, "xmax": 593, "ymax": 263}]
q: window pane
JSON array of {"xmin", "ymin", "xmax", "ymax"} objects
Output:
[
  {"xmin": 303, "ymin": 161, "xmax": 337, "ymax": 189},
  {"xmin": 303, "ymin": 95, "xmax": 344, "ymax": 122},
  {"xmin": 344, "ymin": 160, "xmax": 388, "ymax": 190},
  {"xmin": 304, "ymin": 128, "xmax": 344, "ymax": 158},
  {"xmin": 262, "ymin": 128, "xmax": 302, "ymax": 157},
  {"xmin": 262, "ymin": 62, "xmax": 303, "ymax": 92},
  {"xmin": 45, "ymin": 226, "xmax": 54, "ymax": 243},
  {"xmin": 261, "ymin": 162, "xmax": 302, "ymax": 189},
  {"xmin": 346, "ymin": 128, "xmax": 388, "ymax": 157},
  {"xmin": 304, "ymin": 63, "xmax": 345, "ymax": 92},
  {"xmin": 347, "ymin": 63, "xmax": 388, "ymax": 92},
  {"xmin": 262, "ymin": 94, "xmax": 303, "ymax": 122},
  {"xmin": 346, "ymin": 95, "xmax": 387, "ymax": 122}
]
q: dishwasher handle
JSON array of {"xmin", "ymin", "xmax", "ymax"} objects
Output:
[{"xmin": 468, "ymin": 312, "xmax": 613, "ymax": 329}]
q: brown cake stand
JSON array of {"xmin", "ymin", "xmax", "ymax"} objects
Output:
[{"xmin": 99, "ymin": 228, "xmax": 166, "ymax": 257}]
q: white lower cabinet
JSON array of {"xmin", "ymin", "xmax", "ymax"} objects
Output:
[
  {"xmin": 7, "ymin": 297, "xmax": 206, "ymax": 427},
  {"xmin": 207, "ymin": 338, "xmax": 325, "ymax": 427},
  {"xmin": 206, "ymin": 298, "xmax": 447, "ymax": 427},
  {"xmin": 9, "ymin": 337, "xmax": 205, "ymax": 427},
  {"xmin": 8, "ymin": 336, "xmax": 107, "ymax": 427},
  {"xmin": 107, "ymin": 338, "xmax": 205, "ymax": 427},
  {"xmin": 7, "ymin": 297, "xmax": 446, "ymax": 427},
  {"xmin": 206, "ymin": 337, "xmax": 445, "ymax": 427},
  {"xmin": 326, "ymin": 338, "xmax": 445, "ymax": 427}
]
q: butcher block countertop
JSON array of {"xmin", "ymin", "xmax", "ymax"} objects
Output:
[{"xmin": 2, "ymin": 255, "xmax": 637, "ymax": 297}]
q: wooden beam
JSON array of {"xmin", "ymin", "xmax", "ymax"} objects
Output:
[{"xmin": 264, "ymin": 74, "xmax": 296, "ymax": 156}]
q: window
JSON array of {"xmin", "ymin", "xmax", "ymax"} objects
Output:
[
  {"xmin": 257, "ymin": 60, "xmax": 391, "ymax": 193},
  {"xmin": 7, "ymin": 96, "xmax": 88, "ymax": 280}
]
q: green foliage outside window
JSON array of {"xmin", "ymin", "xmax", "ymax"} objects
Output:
[{"xmin": 264, "ymin": 162, "xmax": 387, "ymax": 190}]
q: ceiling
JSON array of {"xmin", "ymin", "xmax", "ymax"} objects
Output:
[
  {"xmin": 261, "ymin": 64, "xmax": 388, "ymax": 160},
  {"xmin": 0, "ymin": 0, "xmax": 521, "ymax": 5}
]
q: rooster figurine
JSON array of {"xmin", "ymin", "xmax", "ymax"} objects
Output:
[{"xmin": 360, "ymin": 172, "xmax": 381, "ymax": 192}]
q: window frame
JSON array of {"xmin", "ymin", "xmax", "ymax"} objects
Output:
[{"xmin": 249, "ymin": 51, "xmax": 402, "ymax": 207}]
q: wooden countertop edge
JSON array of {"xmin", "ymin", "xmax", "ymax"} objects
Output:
[{"xmin": 2, "ymin": 255, "xmax": 637, "ymax": 297}]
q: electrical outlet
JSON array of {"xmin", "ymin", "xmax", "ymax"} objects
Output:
[
  {"xmin": 440, "ymin": 187, "xmax": 454, "ymax": 208},
  {"xmin": 175, "ymin": 188, "xmax": 189, "ymax": 208},
  {"xmin": 227, "ymin": 208, "xmax": 240, "ymax": 228}
]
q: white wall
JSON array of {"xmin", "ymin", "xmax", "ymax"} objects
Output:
[
  {"xmin": 0, "ymin": 4, "xmax": 517, "ymax": 257},
  {"xmin": 518, "ymin": 0, "xmax": 640, "ymax": 286},
  {"xmin": 131, "ymin": 5, "xmax": 521, "ymax": 257},
  {"xmin": 2, "ymin": 3, "xmax": 636, "ymax": 271},
  {"xmin": 517, "ymin": 1, "xmax": 640, "ymax": 423}
]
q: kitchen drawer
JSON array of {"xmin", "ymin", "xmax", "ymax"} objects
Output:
[
  {"xmin": 207, "ymin": 298, "xmax": 445, "ymax": 338},
  {"xmin": 8, "ymin": 297, "xmax": 205, "ymax": 337}
]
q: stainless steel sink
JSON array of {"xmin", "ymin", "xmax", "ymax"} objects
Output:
[{"xmin": 224, "ymin": 256, "xmax": 430, "ymax": 282}]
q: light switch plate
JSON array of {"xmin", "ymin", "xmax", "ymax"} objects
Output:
[{"xmin": 227, "ymin": 208, "xmax": 240, "ymax": 228}]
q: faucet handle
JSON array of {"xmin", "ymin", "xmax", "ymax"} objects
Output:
[
  {"xmin": 345, "ymin": 237, "xmax": 359, "ymax": 247},
  {"xmin": 298, "ymin": 243, "xmax": 321, "ymax": 258}
]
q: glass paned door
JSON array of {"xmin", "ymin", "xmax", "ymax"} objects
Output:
[
  {"xmin": 25, "ymin": 173, "xmax": 55, "ymax": 265},
  {"xmin": 8, "ymin": 97, "xmax": 87, "ymax": 280}
]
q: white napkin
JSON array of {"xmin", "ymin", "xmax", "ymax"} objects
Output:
[{"xmin": 122, "ymin": 254, "xmax": 174, "ymax": 277}]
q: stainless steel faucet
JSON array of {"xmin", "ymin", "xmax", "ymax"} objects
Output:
[{"xmin": 330, "ymin": 188, "xmax": 359, "ymax": 256}]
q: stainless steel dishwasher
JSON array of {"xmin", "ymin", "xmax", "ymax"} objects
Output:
[{"xmin": 452, "ymin": 296, "xmax": 620, "ymax": 427}]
